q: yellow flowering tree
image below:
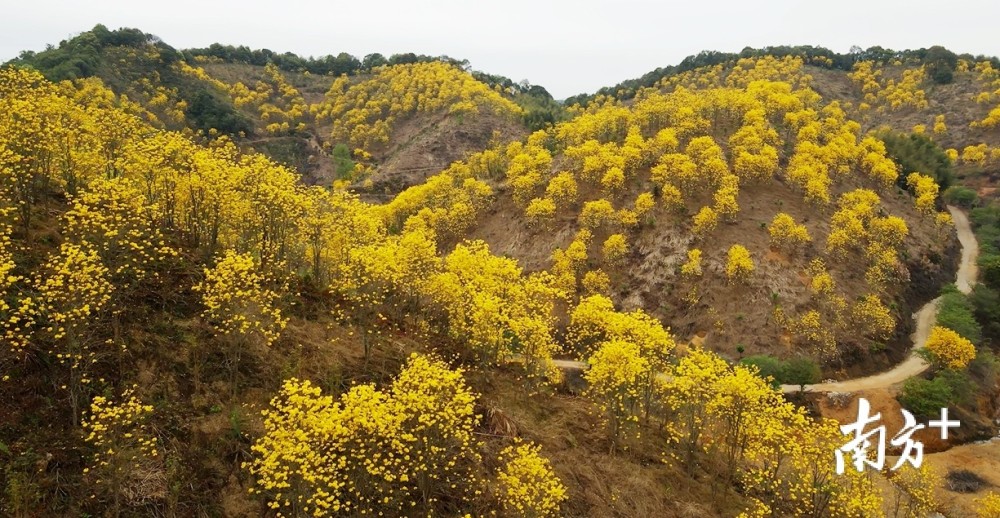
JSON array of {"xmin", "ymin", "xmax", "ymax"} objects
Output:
[
  {"xmin": 602, "ymin": 234, "xmax": 628, "ymax": 264},
  {"xmin": 712, "ymin": 174, "xmax": 740, "ymax": 221},
  {"xmin": 427, "ymin": 241, "xmax": 561, "ymax": 382},
  {"xmin": 933, "ymin": 114, "xmax": 947, "ymax": 135},
  {"xmin": 570, "ymin": 294, "xmax": 675, "ymax": 425},
  {"xmin": 0, "ymin": 199, "xmax": 18, "ymax": 338},
  {"xmin": 680, "ymin": 248, "xmax": 703, "ymax": 278},
  {"xmin": 768, "ymin": 212, "xmax": 811, "ymax": 251},
  {"xmin": 545, "ymin": 171, "xmax": 577, "ymax": 208},
  {"xmin": 82, "ymin": 387, "xmax": 162, "ymax": 514},
  {"xmin": 692, "ymin": 206, "xmax": 718, "ymax": 236},
  {"xmin": 888, "ymin": 464, "xmax": 940, "ymax": 518},
  {"xmin": 579, "ymin": 199, "xmax": 616, "ymax": 229},
  {"xmin": 33, "ymin": 242, "xmax": 114, "ymax": 424},
  {"xmin": 62, "ymin": 177, "xmax": 175, "ymax": 284},
  {"xmin": 584, "ymin": 338, "xmax": 649, "ymax": 442},
  {"xmin": 742, "ymin": 412, "xmax": 886, "ymax": 516},
  {"xmin": 924, "ymin": 325, "xmax": 976, "ymax": 369},
  {"xmin": 634, "ymin": 192, "xmax": 655, "ymax": 219},
  {"xmin": 61, "ymin": 177, "xmax": 177, "ymax": 339},
  {"xmin": 389, "ymin": 353, "xmax": 483, "ymax": 505},
  {"xmin": 851, "ymin": 294, "xmax": 895, "ymax": 341},
  {"xmin": 662, "ymin": 347, "xmax": 729, "ymax": 471},
  {"xmin": 315, "ymin": 61, "xmax": 522, "ymax": 150},
  {"xmin": 495, "ymin": 441, "xmax": 567, "ymax": 517},
  {"xmin": 581, "ymin": 269, "xmax": 610, "ymax": 296},
  {"xmin": 726, "ymin": 244, "xmax": 754, "ymax": 284},
  {"xmin": 245, "ymin": 353, "xmax": 482, "ymax": 516},
  {"xmin": 525, "ymin": 197, "xmax": 556, "ymax": 226},
  {"xmin": 195, "ymin": 250, "xmax": 287, "ymax": 383},
  {"xmin": 906, "ymin": 172, "xmax": 940, "ymax": 214},
  {"xmin": 708, "ymin": 363, "xmax": 798, "ymax": 483},
  {"xmin": 331, "ymin": 222, "xmax": 437, "ymax": 363}
]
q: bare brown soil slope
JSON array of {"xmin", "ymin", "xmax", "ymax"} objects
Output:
[
  {"xmin": 358, "ymin": 110, "xmax": 526, "ymax": 198},
  {"xmin": 471, "ymin": 171, "xmax": 954, "ymax": 367},
  {"xmin": 201, "ymin": 62, "xmax": 527, "ymax": 192}
]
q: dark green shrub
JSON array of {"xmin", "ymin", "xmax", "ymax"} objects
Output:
[
  {"xmin": 332, "ymin": 144, "xmax": 356, "ymax": 179},
  {"xmin": 937, "ymin": 285, "xmax": 982, "ymax": 345},
  {"xmin": 740, "ymin": 355, "xmax": 784, "ymax": 387},
  {"xmin": 942, "ymin": 186, "xmax": 978, "ymax": 208},
  {"xmin": 970, "ymin": 205, "xmax": 1000, "ymax": 229},
  {"xmin": 970, "ymin": 285, "xmax": 1000, "ymax": 340},
  {"xmin": 978, "ymin": 253, "xmax": 1000, "ymax": 290},
  {"xmin": 877, "ymin": 130, "xmax": 954, "ymax": 189},
  {"xmin": 899, "ymin": 376, "xmax": 952, "ymax": 417},
  {"xmin": 781, "ymin": 357, "xmax": 822, "ymax": 390},
  {"xmin": 186, "ymin": 90, "xmax": 252, "ymax": 136},
  {"xmin": 925, "ymin": 46, "xmax": 958, "ymax": 85}
]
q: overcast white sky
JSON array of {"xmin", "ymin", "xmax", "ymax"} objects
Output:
[{"xmin": 2, "ymin": 0, "xmax": 999, "ymax": 99}]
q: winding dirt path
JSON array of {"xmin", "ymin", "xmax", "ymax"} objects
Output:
[{"xmin": 550, "ymin": 206, "xmax": 979, "ymax": 395}]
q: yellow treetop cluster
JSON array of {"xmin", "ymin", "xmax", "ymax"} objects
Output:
[
  {"xmin": 36, "ymin": 242, "xmax": 114, "ymax": 345},
  {"xmin": 496, "ymin": 441, "xmax": 568, "ymax": 517},
  {"xmin": 525, "ymin": 196, "xmax": 556, "ymax": 226},
  {"xmin": 250, "ymin": 64, "xmax": 308, "ymax": 134},
  {"xmin": 925, "ymin": 325, "xmax": 977, "ymax": 369},
  {"xmin": 906, "ymin": 172, "xmax": 940, "ymax": 214},
  {"xmin": 692, "ymin": 206, "xmax": 719, "ymax": 236},
  {"xmin": 428, "ymin": 241, "xmax": 561, "ymax": 381},
  {"xmin": 545, "ymin": 171, "xmax": 578, "ymax": 208},
  {"xmin": 962, "ymin": 143, "xmax": 990, "ymax": 165},
  {"xmin": 550, "ymin": 229, "xmax": 591, "ymax": 294},
  {"xmin": 246, "ymin": 353, "xmax": 483, "ymax": 515},
  {"xmin": 506, "ymin": 137, "xmax": 554, "ymax": 206},
  {"xmin": 850, "ymin": 294, "xmax": 896, "ymax": 341},
  {"xmin": 971, "ymin": 60, "xmax": 1000, "ymax": 129},
  {"xmin": 660, "ymin": 348, "xmax": 887, "ymax": 515},
  {"xmin": 195, "ymin": 250, "xmax": 288, "ymax": 348},
  {"xmin": 789, "ymin": 257, "xmax": 896, "ymax": 359},
  {"xmin": 62, "ymin": 177, "xmax": 177, "ymax": 285},
  {"xmin": 570, "ymin": 295, "xmax": 675, "ymax": 437},
  {"xmin": 889, "ymin": 464, "xmax": 941, "ymax": 518},
  {"xmin": 767, "ymin": 212, "xmax": 811, "ymax": 251},
  {"xmin": 81, "ymin": 387, "xmax": 161, "ymax": 508},
  {"xmin": 0, "ymin": 202, "xmax": 17, "ymax": 318},
  {"xmin": 581, "ymin": 269, "xmax": 610, "ymax": 296},
  {"xmin": 313, "ymin": 61, "xmax": 522, "ymax": 150},
  {"xmin": 680, "ymin": 248, "xmax": 703, "ymax": 278},
  {"xmin": 377, "ymin": 154, "xmax": 495, "ymax": 238},
  {"xmin": 933, "ymin": 114, "xmax": 947, "ymax": 135},
  {"xmin": 602, "ymin": 233, "xmax": 629, "ymax": 264},
  {"xmin": 826, "ymin": 189, "xmax": 909, "ymax": 289},
  {"xmin": 725, "ymin": 244, "xmax": 754, "ymax": 283},
  {"xmin": 584, "ymin": 338, "xmax": 651, "ymax": 439},
  {"xmin": 849, "ymin": 61, "xmax": 929, "ymax": 112}
]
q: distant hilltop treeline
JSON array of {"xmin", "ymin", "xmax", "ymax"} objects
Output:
[
  {"xmin": 563, "ymin": 45, "xmax": 1000, "ymax": 106},
  {"xmin": 7, "ymin": 24, "xmax": 565, "ymax": 135},
  {"xmin": 10, "ymin": 24, "xmax": 468, "ymax": 77},
  {"xmin": 9, "ymin": 24, "xmax": 554, "ymax": 98},
  {"xmin": 11, "ymin": 25, "xmax": 1000, "ymax": 112}
]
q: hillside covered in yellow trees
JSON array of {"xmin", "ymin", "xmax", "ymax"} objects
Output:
[{"xmin": 2, "ymin": 25, "xmax": 1000, "ymax": 517}]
